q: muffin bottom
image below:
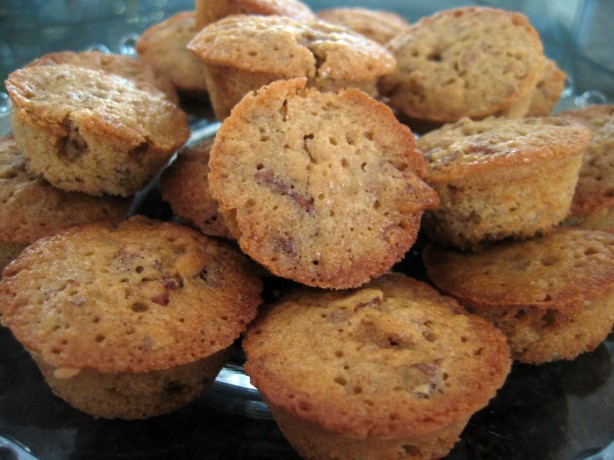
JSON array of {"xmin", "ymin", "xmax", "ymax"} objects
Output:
[
  {"xmin": 269, "ymin": 404, "xmax": 469, "ymax": 460},
  {"xmin": 32, "ymin": 347, "xmax": 232, "ymax": 419}
]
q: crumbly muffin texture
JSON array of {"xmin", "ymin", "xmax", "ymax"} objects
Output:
[
  {"xmin": 6, "ymin": 64, "xmax": 190, "ymax": 196},
  {"xmin": 423, "ymin": 229, "xmax": 614, "ymax": 364},
  {"xmin": 243, "ymin": 273, "xmax": 510, "ymax": 459},
  {"xmin": 0, "ymin": 135, "xmax": 129, "ymax": 245},
  {"xmin": 380, "ymin": 7, "xmax": 545, "ymax": 123},
  {"xmin": 417, "ymin": 116, "xmax": 591, "ymax": 249},
  {"xmin": 208, "ymin": 78, "xmax": 439, "ymax": 289}
]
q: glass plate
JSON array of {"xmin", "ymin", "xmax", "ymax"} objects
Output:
[{"xmin": 0, "ymin": 12, "xmax": 613, "ymax": 459}]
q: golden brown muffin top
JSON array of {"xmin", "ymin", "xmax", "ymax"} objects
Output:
[
  {"xmin": 317, "ymin": 7, "xmax": 410, "ymax": 44},
  {"xmin": 188, "ymin": 14, "xmax": 396, "ymax": 82},
  {"xmin": 194, "ymin": 0, "xmax": 316, "ymax": 30},
  {"xmin": 208, "ymin": 78, "xmax": 438, "ymax": 289},
  {"xmin": 243, "ymin": 273, "xmax": 510, "ymax": 439},
  {"xmin": 26, "ymin": 50, "xmax": 179, "ymax": 104},
  {"xmin": 417, "ymin": 116, "xmax": 591, "ymax": 184},
  {"xmin": 380, "ymin": 7, "xmax": 545, "ymax": 122},
  {"xmin": 6, "ymin": 64, "xmax": 189, "ymax": 154},
  {"xmin": 0, "ymin": 216, "xmax": 262, "ymax": 373},
  {"xmin": 423, "ymin": 228, "xmax": 614, "ymax": 311},
  {"xmin": 0, "ymin": 135, "xmax": 129, "ymax": 244}
]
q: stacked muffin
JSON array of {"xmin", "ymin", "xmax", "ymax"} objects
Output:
[
  {"xmin": 2, "ymin": 1, "xmax": 612, "ymax": 459},
  {"xmin": 0, "ymin": 49, "xmax": 265, "ymax": 420}
]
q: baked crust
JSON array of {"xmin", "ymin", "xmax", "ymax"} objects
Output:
[
  {"xmin": 0, "ymin": 216, "xmax": 262, "ymax": 373},
  {"xmin": 243, "ymin": 273, "xmax": 510, "ymax": 457},
  {"xmin": 380, "ymin": 7, "xmax": 545, "ymax": 122},
  {"xmin": 208, "ymin": 78, "xmax": 438, "ymax": 288}
]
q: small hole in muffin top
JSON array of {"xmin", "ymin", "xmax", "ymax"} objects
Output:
[
  {"xmin": 334, "ymin": 376, "xmax": 347, "ymax": 386},
  {"xmin": 95, "ymin": 334, "xmax": 105, "ymax": 343},
  {"xmin": 135, "ymin": 266, "xmax": 144, "ymax": 273}
]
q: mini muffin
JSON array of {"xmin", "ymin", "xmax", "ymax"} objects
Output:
[
  {"xmin": 208, "ymin": 78, "xmax": 439, "ymax": 289},
  {"xmin": 136, "ymin": 11, "xmax": 208, "ymax": 95},
  {"xmin": 160, "ymin": 138, "xmax": 230, "ymax": 238},
  {"xmin": 526, "ymin": 58, "xmax": 567, "ymax": 117},
  {"xmin": 317, "ymin": 7, "xmax": 410, "ymax": 44},
  {"xmin": 188, "ymin": 15, "xmax": 396, "ymax": 120},
  {"xmin": 0, "ymin": 216, "xmax": 262, "ymax": 419},
  {"xmin": 194, "ymin": 0, "xmax": 315, "ymax": 30},
  {"xmin": 556, "ymin": 104, "xmax": 614, "ymax": 231},
  {"xmin": 423, "ymin": 228, "xmax": 614, "ymax": 364},
  {"xmin": 26, "ymin": 50, "xmax": 179, "ymax": 104},
  {"xmin": 243, "ymin": 273, "xmax": 511, "ymax": 460},
  {"xmin": 417, "ymin": 116, "xmax": 591, "ymax": 249},
  {"xmin": 6, "ymin": 64, "xmax": 190, "ymax": 196},
  {"xmin": 379, "ymin": 7, "xmax": 545, "ymax": 123},
  {"xmin": 0, "ymin": 135, "xmax": 130, "ymax": 246}
]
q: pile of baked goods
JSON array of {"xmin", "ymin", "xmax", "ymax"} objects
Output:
[{"xmin": 0, "ymin": 0, "xmax": 613, "ymax": 459}]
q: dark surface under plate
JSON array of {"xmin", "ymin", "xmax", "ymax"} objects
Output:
[{"xmin": 1, "ymin": 1, "xmax": 614, "ymax": 457}]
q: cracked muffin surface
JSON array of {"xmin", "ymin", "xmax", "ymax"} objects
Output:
[
  {"xmin": 208, "ymin": 78, "xmax": 438, "ymax": 289},
  {"xmin": 188, "ymin": 14, "xmax": 396, "ymax": 119},
  {"xmin": 6, "ymin": 64, "xmax": 190, "ymax": 196}
]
